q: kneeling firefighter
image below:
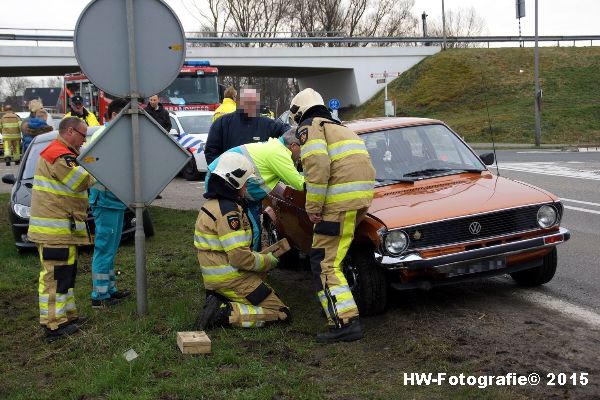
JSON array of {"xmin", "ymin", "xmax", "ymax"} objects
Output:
[
  {"xmin": 289, "ymin": 88, "xmax": 376, "ymax": 343},
  {"xmin": 194, "ymin": 152, "xmax": 290, "ymax": 329}
]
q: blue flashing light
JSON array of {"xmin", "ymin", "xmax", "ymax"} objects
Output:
[{"xmin": 184, "ymin": 60, "xmax": 211, "ymax": 67}]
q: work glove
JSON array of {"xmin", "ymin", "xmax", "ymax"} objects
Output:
[{"xmin": 267, "ymin": 252, "xmax": 279, "ymax": 270}]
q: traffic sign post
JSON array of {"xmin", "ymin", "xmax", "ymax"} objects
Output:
[
  {"xmin": 74, "ymin": 0, "xmax": 188, "ymax": 316},
  {"xmin": 370, "ymin": 71, "xmax": 401, "ymax": 117}
]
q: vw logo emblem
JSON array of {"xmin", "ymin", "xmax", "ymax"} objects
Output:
[{"xmin": 469, "ymin": 221, "xmax": 482, "ymax": 235}]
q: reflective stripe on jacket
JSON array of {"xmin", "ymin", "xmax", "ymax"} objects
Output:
[
  {"xmin": 0, "ymin": 112, "xmax": 21, "ymax": 139},
  {"xmin": 298, "ymin": 117, "xmax": 375, "ymax": 214},
  {"xmin": 194, "ymin": 199, "xmax": 274, "ymax": 290},
  {"xmin": 212, "ymin": 98, "xmax": 236, "ymax": 122},
  {"xmin": 28, "ymin": 137, "xmax": 95, "ymax": 245}
]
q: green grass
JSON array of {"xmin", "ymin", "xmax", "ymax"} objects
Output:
[
  {"xmin": 342, "ymin": 47, "xmax": 600, "ymax": 145},
  {"xmin": 0, "ymin": 192, "xmax": 517, "ymax": 399}
]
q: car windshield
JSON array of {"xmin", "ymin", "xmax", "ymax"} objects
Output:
[
  {"xmin": 361, "ymin": 124, "xmax": 485, "ymax": 184},
  {"xmin": 159, "ymin": 75, "xmax": 219, "ymax": 105},
  {"xmin": 22, "ymin": 140, "xmax": 49, "ymax": 180},
  {"xmin": 177, "ymin": 115, "xmax": 213, "ymax": 134}
]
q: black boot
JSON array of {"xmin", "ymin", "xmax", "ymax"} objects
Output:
[
  {"xmin": 44, "ymin": 322, "xmax": 80, "ymax": 342},
  {"xmin": 5, "ymin": 157, "xmax": 10, "ymax": 166},
  {"xmin": 14, "ymin": 159, "xmax": 20, "ymax": 166},
  {"xmin": 316, "ymin": 319, "xmax": 363, "ymax": 344},
  {"xmin": 194, "ymin": 295, "xmax": 224, "ymax": 330}
]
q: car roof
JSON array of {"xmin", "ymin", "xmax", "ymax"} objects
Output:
[
  {"xmin": 169, "ymin": 110, "xmax": 214, "ymax": 117},
  {"xmin": 345, "ymin": 117, "xmax": 444, "ymax": 134}
]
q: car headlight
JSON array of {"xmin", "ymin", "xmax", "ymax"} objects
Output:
[
  {"xmin": 537, "ymin": 205, "xmax": 558, "ymax": 228},
  {"xmin": 13, "ymin": 203, "xmax": 31, "ymax": 219},
  {"xmin": 384, "ymin": 230, "xmax": 409, "ymax": 255}
]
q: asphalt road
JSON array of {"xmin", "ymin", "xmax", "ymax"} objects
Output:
[{"xmin": 2, "ymin": 149, "xmax": 599, "ymax": 312}]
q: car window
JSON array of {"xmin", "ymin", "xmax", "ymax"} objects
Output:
[
  {"xmin": 362, "ymin": 124, "xmax": 485, "ymax": 181},
  {"xmin": 178, "ymin": 115, "xmax": 213, "ymax": 134},
  {"xmin": 22, "ymin": 140, "xmax": 47, "ymax": 180}
]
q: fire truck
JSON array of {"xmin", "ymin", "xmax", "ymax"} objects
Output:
[{"xmin": 58, "ymin": 61, "xmax": 221, "ymax": 124}]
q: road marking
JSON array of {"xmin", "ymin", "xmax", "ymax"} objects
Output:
[
  {"xmin": 564, "ymin": 205, "xmax": 600, "ymax": 215},
  {"xmin": 499, "ymin": 162, "xmax": 600, "ymax": 181},
  {"xmin": 516, "ymin": 150, "xmax": 561, "ymax": 154},
  {"xmin": 516, "ymin": 291, "xmax": 600, "ymax": 329},
  {"xmin": 560, "ymin": 198, "xmax": 600, "ymax": 208}
]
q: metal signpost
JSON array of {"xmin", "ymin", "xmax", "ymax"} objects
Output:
[
  {"xmin": 370, "ymin": 71, "xmax": 401, "ymax": 117},
  {"xmin": 74, "ymin": 0, "xmax": 190, "ymax": 315}
]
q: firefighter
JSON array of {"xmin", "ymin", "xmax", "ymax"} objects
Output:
[
  {"xmin": 1, "ymin": 105, "xmax": 22, "ymax": 166},
  {"xmin": 63, "ymin": 95, "xmax": 100, "ymax": 127},
  {"xmin": 288, "ymin": 88, "xmax": 375, "ymax": 343},
  {"xmin": 212, "ymin": 86, "xmax": 237, "ymax": 122},
  {"xmin": 194, "ymin": 152, "xmax": 290, "ymax": 329},
  {"xmin": 28, "ymin": 117, "xmax": 96, "ymax": 341}
]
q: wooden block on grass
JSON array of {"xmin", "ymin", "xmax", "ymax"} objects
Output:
[
  {"xmin": 260, "ymin": 238, "xmax": 291, "ymax": 257},
  {"xmin": 177, "ymin": 331, "xmax": 211, "ymax": 354}
]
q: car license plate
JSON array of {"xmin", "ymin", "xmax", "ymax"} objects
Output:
[{"xmin": 445, "ymin": 258, "xmax": 507, "ymax": 278}]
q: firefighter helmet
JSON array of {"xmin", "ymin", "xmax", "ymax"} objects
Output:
[
  {"xmin": 289, "ymin": 88, "xmax": 324, "ymax": 124},
  {"xmin": 212, "ymin": 152, "xmax": 255, "ymax": 189}
]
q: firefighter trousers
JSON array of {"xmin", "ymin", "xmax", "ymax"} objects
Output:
[
  {"xmin": 310, "ymin": 208, "xmax": 368, "ymax": 327},
  {"xmin": 90, "ymin": 206, "xmax": 124, "ymax": 300},
  {"xmin": 3, "ymin": 138, "xmax": 21, "ymax": 161},
  {"xmin": 38, "ymin": 244, "xmax": 78, "ymax": 330},
  {"xmin": 213, "ymin": 273, "xmax": 289, "ymax": 328}
]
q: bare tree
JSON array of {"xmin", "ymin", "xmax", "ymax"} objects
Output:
[
  {"xmin": 41, "ymin": 77, "xmax": 62, "ymax": 88},
  {"xmin": 183, "ymin": 0, "xmax": 230, "ymax": 37},
  {"xmin": 428, "ymin": 7, "xmax": 485, "ymax": 48},
  {"xmin": 0, "ymin": 77, "xmax": 33, "ymax": 98}
]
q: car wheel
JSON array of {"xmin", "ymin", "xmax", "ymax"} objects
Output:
[
  {"xmin": 343, "ymin": 248, "xmax": 387, "ymax": 316},
  {"xmin": 262, "ymin": 216, "xmax": 301, "ymax": 268},
  {"xmin": 143, "ymin": 209, "xmax": 155, "ymax": 238},
  {"xmin": 510, "ymin": 247, "xmax": 557, "ymax": 286},
  {"xmin": 181, "ymin": 158, "xmax": 203, "ymax": 181}
]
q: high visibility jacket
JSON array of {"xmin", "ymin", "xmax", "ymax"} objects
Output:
[
  {"xmin": 0, "ymin": 112, "xmax": 22, "ymax": 139},
  {"xmin": 207, "ymin": 137, "xmax": 304, "ymax": 202},
  {"xmin": 212, "ymin": 98, "xmax": 236, "ymax": 122},
  {"xmin": 194, "ymin": 198, "xmax": 275, "ymax": 291},
  {"xmin": 297, "ymin": 117, "xmax": 375, "ymax": 215},
  {"xmin": 28, "ymin": 137, "xmax": 95, "ymax": 245},
  {"xmin": 64, "ymin": 109, "xmax": 100, "ymax": 127}
]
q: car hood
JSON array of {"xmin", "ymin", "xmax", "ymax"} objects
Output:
[{"xmin": 369, "ymin": 172, "xmax": 556, "ymax": 229}]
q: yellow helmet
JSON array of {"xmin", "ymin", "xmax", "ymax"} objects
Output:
[
  {"xmin": 212, "ymin": 152, "xmax": 255, "ymax": 189},
  {"xmin": 289, "ymin": 88, "xmax": 324, "ymax": 124}
]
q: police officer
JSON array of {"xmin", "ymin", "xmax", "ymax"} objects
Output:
[
  {"xmin": 195, "ymin": 152, "xmax": 290, "ymax": 329},
  {"xmin": 64, "ymin": 95, "xmax": 100, "ymax": 127},
  {"xmin": 1, "ymin": 105, "xmax": 22, "ymax": 166},
  {"xmin": 28, "ymin": 117, "xmax": 96, "ymax": 341},
  {"xmin": 288, "ymin": 88, "xmax": 375, "ymax": 343}
]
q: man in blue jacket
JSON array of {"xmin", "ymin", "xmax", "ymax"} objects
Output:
[
  {"xmin": 87, "ymin": 98, "xmax": 131, "ymax": 308},
  {"xmin": 204, "ymin": 86, "xmax": 289, "ymax": 165}
]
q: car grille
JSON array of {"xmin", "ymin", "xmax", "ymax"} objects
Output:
[{"xmin": 403, "ymin": 203, "xmax": 562, "ymax": 250}]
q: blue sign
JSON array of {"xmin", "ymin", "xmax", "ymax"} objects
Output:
[{"xmin": 328, "ymin": 98, "xmax": 340, "ymax": 110}]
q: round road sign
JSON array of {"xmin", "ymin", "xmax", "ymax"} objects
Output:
[
  {"xmin": 328, "ymin": 98, "xmax": 341, "ymax": 110},
  {"xmin": 74, "ymin": 0, "xmax": 185, "ymax": 98}
]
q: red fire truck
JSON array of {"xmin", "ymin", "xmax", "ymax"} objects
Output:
[{"xmin": 58, "ymin": 61, "xmax": 221, "ymax": 123}]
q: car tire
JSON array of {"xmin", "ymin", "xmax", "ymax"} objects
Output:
[
  {"xmin": 343, "ymin": 248, "xmax": 387, "ymax": 316},
  {"xmin": 262, "ymin": 216, "xmax": 301, "ymax": 268},
  {"xmin": 510, "ymin": 247, "xmax": 557, "ymax": 286},
  {"xmin": 182, "ymin": 158, "xmax": 203, "ymax": 181},
  {"xmin": 142, "ymin": 209, "xmax": 155, "ymax": 238}
]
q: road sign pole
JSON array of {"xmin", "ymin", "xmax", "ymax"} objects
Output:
[{"xmin": 126, "ymin": 0, "xmax": 148, "ymax": 315}]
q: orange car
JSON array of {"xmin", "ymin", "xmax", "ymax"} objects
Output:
[{"xmin": 263, "ymin": 117, "xmax": 570, "ymax": 315}]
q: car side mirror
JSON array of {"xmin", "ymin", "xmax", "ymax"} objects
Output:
[
  {"xmin": 2, "ymin": 174, "xmax": 16, "ymax": 185},
  {"xmin": 479, "ymin": 152, "xmax": 495, "ymax": 166}
]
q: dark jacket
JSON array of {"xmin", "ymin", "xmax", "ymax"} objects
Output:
[
  {"xmin": 144, "ymin": 103, "xmax": 172, "ymax": 132},
  {"xmin": 205, "ymin": 110, "xmax": 289, "ymax": 165}
]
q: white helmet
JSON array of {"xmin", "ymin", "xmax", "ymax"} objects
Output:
[
  {"xmin": 212, "ymin": 152, "xmax": 255, "ymax": 189},
  {"xmin": 289, "ymin": 88, "xmax": 324, "ymax": 124}
]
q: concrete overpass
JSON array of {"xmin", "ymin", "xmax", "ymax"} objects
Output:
[{"xmin": 0, "ymin": 45, "xmax": 439, "ymax": 107}]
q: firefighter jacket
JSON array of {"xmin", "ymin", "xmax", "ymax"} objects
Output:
[
  {"xmin": 64, "ymin": 108, "xmax": 100, "ymax": 127},
  {"xmin": 212, "ymin": 98, "xmax": 236, "ymax": 122},
  {"xmin": 0, "ymin": 111, "xmax": 22, "ymax": 140},
  {"xmin": 28, "ymin": 136, "xmax": 95, "ymax": 245},
  {"xmin": 297, "ymin": 117, "xmax": 375, "ymax": 215},
  {"xmin": 194, "ymin": 198, "xmax": 276, "ymax": 291},
  {"xmin": 207, "ymin": 137, "xmax": 304, "ymax": 202}
]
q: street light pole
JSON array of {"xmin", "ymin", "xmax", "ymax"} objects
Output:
[
  {"xmin": 441, "ymin": 0, "xmax": 447, "ymax": 50},
  {"xmin": 534, "ymin": 0, "xmax": 541, "ymax": 147}
]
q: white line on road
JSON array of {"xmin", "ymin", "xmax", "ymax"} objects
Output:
[
  {"xmin": 516, "ymin": 291, "xmax": 600, "ymax": 329},
  {"xmin": 560, "ymin": 198, "xmax": 600, "ymax": 208},
  {"xmin": 564, "ymin": 205, "xmax": 600, "ymax": 215},
  {"xmin": 499, "ymin": 162, "xmax": 600, "ymax": 181}
]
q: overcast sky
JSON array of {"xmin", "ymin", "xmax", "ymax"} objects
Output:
[{"xmin": 0, "ymin": 0, "xmax": 598, "ymax": 37}]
